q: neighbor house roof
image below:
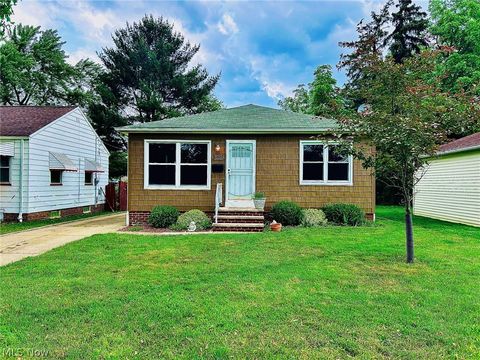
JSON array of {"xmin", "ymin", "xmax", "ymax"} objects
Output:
[
  {"xmin": 0, "ymin": 106, "xmax": 76, "ymax": 136},
  {"xmin": 117, "ymin": 104, "xmax": 340, "ymax": 134},
  {"xmin": 438, "ymin": 132, "xmax": 480, "ymax": 155}
]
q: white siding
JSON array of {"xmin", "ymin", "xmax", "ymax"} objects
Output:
[
  {"xmin": 414, "ymin": 151, "xmax": 480, "ymax": 227},
  {"xmin": 27, "ymin": 108, "xmax": 109, "ymax": 213},
  {"xmin": 0, "ymin": 139, "xmax": 29, "ymax": 214}
]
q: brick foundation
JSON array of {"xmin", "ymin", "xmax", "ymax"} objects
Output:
[
  {"xmin": 2, "ymin": 204, "xmax": 105, "ymax": 223},
  {"xmin": 129, "ymin": 210, "xmax": 215, "ymax": 225},
  {"xmin": 129, "ymin": 211, "xmax": 151, "ymax": 225}
]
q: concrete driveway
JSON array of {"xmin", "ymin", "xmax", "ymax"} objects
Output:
[{"xmin": 0, "ymin": 213, "xmax": 125, "ymax": 266}]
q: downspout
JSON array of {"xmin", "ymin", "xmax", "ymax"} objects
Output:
[
  {"xmin": 78, "ymin": 158, "xmax": 81, "ymax": 205},
  {"xmin": 94, "ymin": 138, "xmax": 98, "ymax": 206},
  {"xmin": 18, "ymin": 139, "xmax": 24, "ymax": 222}
]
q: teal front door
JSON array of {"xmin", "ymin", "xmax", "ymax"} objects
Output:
[{"xmin": 226, "ymin": 140, "xmax": 256, "ymax": 205}]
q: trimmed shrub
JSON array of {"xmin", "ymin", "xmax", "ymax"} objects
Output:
[
  {"xmin": 321, "ymin": 203, "xmax": 365, "ymax": 226},
  {"xmin": 148, "ymin": 205, "xmax": 179, "ymax": 228},
  {"xmin": 171, "ymin": 209, "xmax": 212, "ymax": 231},
  {"xmin": 302, "ymin": 209, "xmax": 327, "ymax": 227},
  {"xmin": 271, "ymin": 200, "xmax": 304, "ymax": 226}
]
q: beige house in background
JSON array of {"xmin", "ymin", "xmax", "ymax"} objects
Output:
[
  {"xmin": 118, "ymin": 105, "xmax": 375, "ymax": 230},
  {"xmin": 414, "ymin": 132, "xmax": 480, "ymax": 227}
]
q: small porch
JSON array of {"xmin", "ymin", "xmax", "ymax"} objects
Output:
[{"xmin": 213, "ymin": 183, "xmax": 264, "ymax": 232}]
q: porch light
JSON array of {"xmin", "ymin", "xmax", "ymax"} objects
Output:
[{"xmin": 214, "ymin": 144, "xmax": 221, "ymax": 152}]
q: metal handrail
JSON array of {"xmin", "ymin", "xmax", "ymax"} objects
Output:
[{"xmin": 214, "ymin": 183, "xmax": 223, "ymax": 224}]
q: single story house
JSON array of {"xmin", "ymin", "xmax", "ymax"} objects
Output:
[
  {"xmin": 0, "ymin": 106, "xmax": 109, "ymax": 222},
  {"xmin": 118, "ymin": 104, "xmax": 375, "ymax": 230},
  {"xmin": 414, "ymin": 132, "xmax": 480, "ymax": 227}
]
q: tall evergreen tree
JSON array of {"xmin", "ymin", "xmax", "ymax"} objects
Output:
[
  {"xmin": 96, "ymin": 15, "xmax": 220, "ymax": 125},
  {"xmin": 338, "ymin": 3, "xmax": 391, "ymax": 108},
  {"xmin": 386, "ymin": 0, "xmax": 429, "ymax": 63},
  {"xmin": 338, "ymin": 3, "xmax": 390, "ymax": 87}
]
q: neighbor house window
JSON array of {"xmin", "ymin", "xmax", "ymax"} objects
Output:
[
  {"xmin": 50, "ymin": 170, "xmax": 63, "ymax": 185},
  {"xmin": 300, "ymin": 141, "xmax": 352, "ymax": 185},
  {"xmin": 145, "ymin": 140, "xmax": 211, "ymax": 189},
  {"xmin": 0, "ymin": 156, "xmax": 10, "ymax": 184},
  {"xmin": 85, "ymin": 171, "xmax": 93, "ymax": 185}
]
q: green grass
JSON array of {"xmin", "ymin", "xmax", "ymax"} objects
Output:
[
  {"xmin": 0, "ymin": 206, "xmax": 479, "ymax": 359},
  {"xmin": 0, "ymin": 211, "xmax": 113, "ymax": 235}
]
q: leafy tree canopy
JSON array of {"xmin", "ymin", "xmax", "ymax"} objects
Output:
[
  {"xmin": 430, "ymin": 0, "xmax": 480, "ymax": 94},
  {"xmin": 0, "ymin": 0, "xmax": 17, "ymax": 36},
  {"xmin": 278, "ymin": 65, "xmax": 344, "ymax": 118},
  {"xmin": 0, "ymin": 24, "xmax": 100, "ymax": 106}
]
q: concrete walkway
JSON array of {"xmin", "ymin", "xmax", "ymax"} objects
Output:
[{"xmin": 0, "ymin": 213, "xmax": 125, "ymax": 266}]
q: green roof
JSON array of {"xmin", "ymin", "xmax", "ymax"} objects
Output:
[{"xmin": 117, "ymin": 104, "xmax": 339, "ymax": 134}]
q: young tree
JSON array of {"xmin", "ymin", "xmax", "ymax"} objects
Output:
[
  {"xmin": 338, "ymin": 50, "xmax": 479, "ymax": 263},
  {"xmin": 386, "ymin": 0, "xmax": 429, "ymax": 63},
  {"xmin": 97, "ymin": 15, "xmax": 220, "ymax": 124},
  {"xmin": 429, "ymin": 0, "xmax": 480, "ymax": 95},
  {"xmin": 279, "ymin": 65, "xmax": 344, "ymax": 117},
  {"xmin": 0, "ymin": 24, "xmax": 99, "ymax": 106}
]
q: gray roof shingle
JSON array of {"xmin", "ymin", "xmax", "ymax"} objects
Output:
[{"xmin": 117, "ymin": 104, "xmax": 339, "ymax": 134}]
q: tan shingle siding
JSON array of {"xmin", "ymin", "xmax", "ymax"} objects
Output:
[{"xmin": 128, "ymin": 134, "xmax": 375, "ymax": 215}]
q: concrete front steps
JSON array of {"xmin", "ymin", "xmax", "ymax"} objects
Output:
[{"xmin": 213, "ymin": 207, "xmax": 265, "ymax": 232}]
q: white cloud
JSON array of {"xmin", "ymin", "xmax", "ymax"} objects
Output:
[
  {"xmin": 67, "ymin": 48, "xmax": 100, "ymax": 65},
  {"xmin": 12, "ymin": 0, "xmax": 58, "ymax": 28},
  {"xmin": 217, "ymin": 14, "xmax": 238, "ymax": 35}
]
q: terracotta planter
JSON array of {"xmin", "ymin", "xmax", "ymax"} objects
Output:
[{"xmin": 270, "ymin": 223, "xmax": 282, "ymax": 232}]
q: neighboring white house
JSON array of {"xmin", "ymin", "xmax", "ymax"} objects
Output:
[
  {"xmin": 0, "ymin": 106, "xmax": 109, "ymax": 222},
  {"xmin": 414, "ymin": 133, "xmax": 480, "ymax": 227}
]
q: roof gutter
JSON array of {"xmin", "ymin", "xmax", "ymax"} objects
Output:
[
  {"xmin": 433, "ymin": 144, "xmax": 480, "ymax": 157},
  {"xmin": 0, "ymin": 136, "xmax": 29, "ymax": 140}
]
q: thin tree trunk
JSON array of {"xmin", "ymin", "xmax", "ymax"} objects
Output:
[{"xmin": 405, "ymin": 206, "xmax": 414, "ymax": 263}]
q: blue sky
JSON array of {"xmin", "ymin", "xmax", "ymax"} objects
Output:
[{"xmin": 13, "ymin": 0, "xmax": 428, "ymax": 108}]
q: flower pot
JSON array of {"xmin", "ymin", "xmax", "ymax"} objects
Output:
[
  {"xmin": 253, "ymin": 198, "xmax": 266, "ymax": 211},
  {"xmin": 270, "ymin": 222, "xmax": 282, "ymax": 232}
]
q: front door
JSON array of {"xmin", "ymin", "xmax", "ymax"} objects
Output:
[{"xmin": 226, "ymin": 140, "xmax": 256, "ymax": 207}]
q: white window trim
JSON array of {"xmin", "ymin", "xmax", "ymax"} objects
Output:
[
  {"xmin": 50, "ymin": 169, "xmax": 64, "ymax": 185},
  {"xmin": 144, "ymin": 139, "xmax": 211, "ymax": 190},
  {"xmin": 299, "ymin": 140, "xmax": 353, "ymax": 186},
  {"xmin": 0, "ymin": 156, "xmax": 11, "ymax": 184}
]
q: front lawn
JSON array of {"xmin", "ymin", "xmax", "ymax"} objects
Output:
[{"xmin": 0, "ymin": 206, "xmax": 479, "ymax": 358}]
